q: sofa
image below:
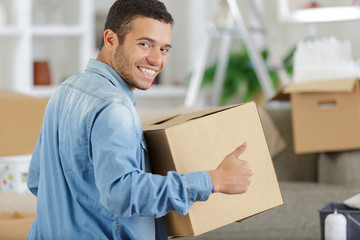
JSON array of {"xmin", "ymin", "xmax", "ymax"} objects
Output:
[{"xmin": 1, "ymin": 105, "xmax": 360, "ymax": 240}]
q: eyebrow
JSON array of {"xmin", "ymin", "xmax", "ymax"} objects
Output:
[{"xmin": 136, "ymin": 37, "xmax": 172, "ymax": 48}]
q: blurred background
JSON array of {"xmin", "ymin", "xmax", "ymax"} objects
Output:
[
  {"xmin": 0, "ymin": 0, "xmax": 359, "ymax": 108},
  {"xmin": 1, "ymin": 3, "xmax": 360, "ymax": 239}
]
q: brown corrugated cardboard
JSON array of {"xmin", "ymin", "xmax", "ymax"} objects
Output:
[
  {"xmin": 284, "ymin": 78, "xmax": 357, "ymax": 93},
  {"xmin": 0, "ymin": 90, "xmax": 48, "ymax": 157},
  {"xmin": 0, "ymin": 211, "xmax": 36, "ymax": 239},
  {"xmin": 276, "ymin": 78, "xmax": 360, "ymax": 154},
  {"xmin": 143, "ymin": 102, "xmax": 283, "ymax": 237}
]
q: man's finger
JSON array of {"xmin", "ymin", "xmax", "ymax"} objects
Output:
[{"xmin": 232, "ymin": 142, "xmax": 248, "ymax": 159}]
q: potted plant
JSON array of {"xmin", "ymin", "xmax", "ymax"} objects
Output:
[{"xmin": 201, "ymin": 45, "xmax": 279, "ymax": 105}]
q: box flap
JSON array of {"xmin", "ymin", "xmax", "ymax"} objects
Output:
[
  {"xmin": 142, "ymin": 114, "xmax": 180, "ymax": 130},
  {"xmin": 284, "ymin": 78, "xmax": 358, "ymax": 93},
  {"xmin": 143, "ymin": 104, "xmax": 244, "ymax": 131},
  {"xmin": 271, "ymin": 78, "xmax": 359, "ymax": 101}
]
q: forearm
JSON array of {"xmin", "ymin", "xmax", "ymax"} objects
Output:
[{"xmin": 97, "ymin": 170, "xmax": 212, "ymax": 218}]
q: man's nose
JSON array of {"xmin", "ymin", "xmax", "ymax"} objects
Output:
[{"xmin": 147, "ymin": 49, "xmax": 162, "ymax": 66}]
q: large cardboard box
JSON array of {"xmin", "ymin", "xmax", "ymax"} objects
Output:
[
  {"xmin": 143, "ymin": 102, "xmax": 283, "ymax": 237},
  {"xmin": 0, "ymin": 90, "xmax": 48, "ymax": 157},
  {"xmin": 276, "ymin": 78, "xmax": 360, "ymax": 154},
  {"xmin": 0, "ymin": 211, "xmax": 36, "ymax": 240}
]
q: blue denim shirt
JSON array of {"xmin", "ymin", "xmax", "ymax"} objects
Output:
[{"xmin": 27, "ymin": 59, "xmax": 212, "ymax": 240}]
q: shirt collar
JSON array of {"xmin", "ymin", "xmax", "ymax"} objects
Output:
[{"xmin": 85, "ymin": 58, "xmax": 136, "ymax": 106}]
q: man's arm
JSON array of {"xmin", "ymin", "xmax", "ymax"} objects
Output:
[{"xmin": 91, "ymin": 102, "xmax": 252, "ymax": 219}]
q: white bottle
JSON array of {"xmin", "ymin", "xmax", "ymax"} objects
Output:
[{"xmin": 325, "ymin": 208, "xmax": 347, "ymax": 240}]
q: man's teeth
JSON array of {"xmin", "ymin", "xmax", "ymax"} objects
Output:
[{"xmin": 140, "ymin": 67, "xmax": 156, "ymax": 76}]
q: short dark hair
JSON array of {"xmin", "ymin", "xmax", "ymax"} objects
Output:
[{"xmin": 99, "ymin": 0, "xmax": 174, "ymax": 49}]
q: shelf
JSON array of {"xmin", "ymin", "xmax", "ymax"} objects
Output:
[
  {"xmin": 26, "ymin": 85, "xmax": 58, "ymax": 98},
  {"xmin": 0, "ymin": 26, "xmax": 22, "ymax": 36},
  {"xmin": 24, "ymin": 84, "xmax": 188, "ymax": 100},
  {"xmin": 0, "ymin": 26, "xmax": 85, "ymax": 37},
  {"xmin": 32, "ymin": 0, "xmax": 81, "ymax": 26},
  {"xmin": 31, "ymin": 25, "xmax": 85, "ymax": 37},
  {"xmin": 134, "ymin": 85, "xmax": 187, "ymax": 98},
  {"xmin": 0, "ymin": 0, "xmax": 95, "ymax": 95},
  {"xmin": 134, "ymin": 85, "xmax": 187, "ymax": 109}
]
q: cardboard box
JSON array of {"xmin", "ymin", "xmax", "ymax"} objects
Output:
[
  {"xmin": 275, "ymin": 78, "xmax": 360, "ymax": 154},
  {"xmin": 0, "ymin": 211, "xmax": 36, "ymax": 240},
  {"xmin": 319, "ymin": 203, "xmax": 360, "ymax": 240},
  {"xmin": 143, "ymin": 102, "xmax": 283, "ymax": 237},
  {"xmin": 0, "ymin": 90, "xmax": 48, "ymax": 157}
]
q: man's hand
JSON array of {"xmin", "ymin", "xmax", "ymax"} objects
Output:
[{"xmin": 208, "ymin": 142, "xmax": 253, "ymax": 194}]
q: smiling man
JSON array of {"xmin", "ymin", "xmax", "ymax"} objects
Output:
[{"xmin": 27, "ymin": 0, "xmax": 252, "ymax": 239}]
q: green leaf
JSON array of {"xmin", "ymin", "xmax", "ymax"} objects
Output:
[{"xmin": 200, "ymin": 44, "xmax": 281, "ymax": 105}]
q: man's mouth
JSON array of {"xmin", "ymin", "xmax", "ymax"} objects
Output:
[{"xmin": 139, "ymin": 67, "xmax": 156, "ymax": 77}]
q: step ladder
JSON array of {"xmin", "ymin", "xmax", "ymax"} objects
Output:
[{"xmin": 184, "ymin": 0, "xmax": 290, "ymax": 107}]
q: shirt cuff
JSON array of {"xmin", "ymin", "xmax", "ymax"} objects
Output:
[{"xmin": 184, "ymin": 171, "xmax": 212, "ymax": 203}]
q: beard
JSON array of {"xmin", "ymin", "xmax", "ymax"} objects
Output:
[{"xmin": 113, "ymin": 45, "xmax": 152, "ymax": 91}]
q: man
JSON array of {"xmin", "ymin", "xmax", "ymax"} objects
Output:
[{"xmin": 27, "ymin": 0, "xmax": 252, "ymax": 239}]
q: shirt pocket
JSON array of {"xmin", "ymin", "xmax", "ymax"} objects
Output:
[{"xmin": 140, "ymin": 137, "xmax": 151, "ymax": 172}]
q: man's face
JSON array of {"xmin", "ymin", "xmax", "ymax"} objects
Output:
[{"xmin": 112, "ymin": 17, "xmax": 172, "ymax": 90}]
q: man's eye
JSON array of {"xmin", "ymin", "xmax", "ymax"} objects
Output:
[
  {"xmin": 161, "ymin": 48, "xmax": 170, "ymax": 53},
  {"xmin": 139, "ymin": 43, "xmax": 150, "ymax": 48}
]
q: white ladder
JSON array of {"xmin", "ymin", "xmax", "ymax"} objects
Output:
[{"xmin": 184, "ymin": 0, "xmax": 290, "ymax": 107}]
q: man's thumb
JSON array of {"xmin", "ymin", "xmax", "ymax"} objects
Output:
[{"xmin": 232, "ymin": 142, "xmax": 248, "ymax": 159}]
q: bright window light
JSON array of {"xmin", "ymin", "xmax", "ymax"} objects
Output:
[
  {"xmin": 291, "ymin": 6, "xmax": 360, "ymax": 23},
  {"xmin": 278, "ymin": 0, "xmax": 360, "ymax": 23}
]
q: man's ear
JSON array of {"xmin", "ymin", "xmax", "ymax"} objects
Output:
[{"xmin": 103, "ymin": 29, "xmax": 119, "ymax": 51}]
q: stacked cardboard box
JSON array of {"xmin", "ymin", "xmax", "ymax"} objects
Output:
[
  {"xmin": 0, "ymin": 90, "xmax": 47, "ymax": 238},
  {"xmin": 275, "ymin": 78, "xmax": 360, "ymax": 154}
]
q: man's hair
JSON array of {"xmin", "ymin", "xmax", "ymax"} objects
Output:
[{"xmin": 99, "ymin": 0, "xmax": 174, "ymax": 49}]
